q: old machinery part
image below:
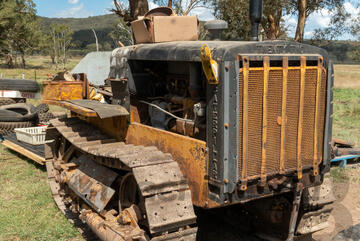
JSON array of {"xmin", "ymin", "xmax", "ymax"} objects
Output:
[
  {"xmin": 287, "ymin": 183, "xmax": 303, "ymax": 241},
  {"xmin": 139, "ymin": 100, "xmax": 192, "ymax": 122},
  {"xmin": 204, "ymin": 19, "xmax": 228, "ymax": 40},
  {"xmin": 249, "ymin": 0, "xmax": 263, "ymax": 41},
  {"xmin": 237, "ymin": 56, "xmax": 327, "ymax": 189},
  {"xmin": 296, "ymin": 177, "xmax": 334, "ymax": 235},
  {"xmin": 194, "ymin": 102, "xmax": 206, "ymax": 118},
  {"xmin": 148, "ymin": 100, "xmax": 170, "ymax": 130},
  {"xmin": 200, "ymin": 44, "xmax": 218, "ymax": 84},
  {"xmin": 47, "ymin": 117, "xmax": 197, "ymax": 241}
]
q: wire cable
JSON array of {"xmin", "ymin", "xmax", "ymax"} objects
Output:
[{"xmin": 138, "ymin": 100, "xmax": 192, "ymax": 122}]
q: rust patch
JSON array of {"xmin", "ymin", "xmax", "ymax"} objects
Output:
[{"xmin": 126, "ymin": 122, "xmax": 210, "ymax": 207}]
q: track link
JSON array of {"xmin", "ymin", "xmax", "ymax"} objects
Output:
[{"xmin": 47, "ymin": 117, "xmax": 197, "ymax": 241}]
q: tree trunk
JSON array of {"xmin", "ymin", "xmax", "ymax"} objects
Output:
[
  {"xmin": 51, "ymin": 55, "xmax": 55, "ymax": 64},
  {"xmin": 63, "ymin": 40, "xmax": 66, "ymax": 69},
  {"xmin": 168, "ymin": 0, "xmax": 172, "ymax": 8},
  {"xmin": 92, "ymin": 29, "xmax": 99, "ymax": 52},
  {"xmin": 295, "ymin": 0, "xmax": 307, "ymax": 42},
  {"xmin": 53, "ymin": 32, "xmax": 58, "ymax": 69},
  {"xmin": 262, "ymin": 5, "xmax": 282, "ymax": 40},
  {"xmin": 5, "ymin": 54, "xmax": 13, "ymax": 68},
  {"xmin": 21, "ymin": 52, "xmax": 26, "ymax": 69},
  {"xmin": 265, "ymin": 14, "xmax": 276, "ymax": 39},
  {"xmin": 129, "ymin": 0, "xmax": 149, "ymax": 20}
]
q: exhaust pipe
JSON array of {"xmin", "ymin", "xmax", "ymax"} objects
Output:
[{"xmin": 249, "ymin": 0, "xmax": 263, "ymax": 41}]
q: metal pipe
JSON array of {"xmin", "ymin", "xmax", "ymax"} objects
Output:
[{"xmin": 249, "ymin": 0, "xmax": 263, "ymax": 41}]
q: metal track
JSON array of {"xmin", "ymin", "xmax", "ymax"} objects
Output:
[{"xmin": 47, "ymin": 117, "xmax": 197, "ymax": 241}]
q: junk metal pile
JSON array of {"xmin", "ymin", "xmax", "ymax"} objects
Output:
[{"xmin": 0, "ymin": 78, "xmax": 64, "ymax": 136}]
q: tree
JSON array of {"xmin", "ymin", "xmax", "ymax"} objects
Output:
[
  {"xmin": 311, "ymin": 5, "xmax": 350, "ymax": 44},
  {"xmin": 289, "ymin": 0, "xmax": 347, "ymax": 42},
  {"xmin": 261, "ymin": 0, "xmax": 290, "ymax": 39},
  {"xmin": 45, "ymin": 23, "xmax": 73, "ymax": 69},
  {"xmin": 350, "ymin": 12, "xmax": 360, "ymax": 62},
  {"xmin": 211, "ymin": 0, "xmax": 288, "ymax": 40},
  {"xmin": 112, "ymin": 0, "xmax": 149, "ymax": 23},
  {"xmin": 0, "ymin": 0, "xmax": 41, "ymax": 68},
  {"xmin": 57, "ymin": 24, "xmax": 73, "ymax": 69},
  {"xmin": 109, "ymin": 19, "xmax": 133, "ymax": 46},
  {"xmin": 154, "ymin": 0, "xmax": 207, "ymax": 15}
]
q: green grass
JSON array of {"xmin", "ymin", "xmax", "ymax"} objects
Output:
[
  {"xmin": 0, "ymin": 56, "xmax": 81, "ymax": 83},
  {"xmin": 332, "ymin": 88, "xmax": 360, "ymax": 147},
  {"xmin": 330, "ymin": 166, "xmax": 350, "ymax": 182},
  {"xmin": 0, "ymin": 147, "xmax": 84, "ymax": 241},
  {"xmin": 0, "ymin": 56, "xmax": 81, "ymax": 112}
]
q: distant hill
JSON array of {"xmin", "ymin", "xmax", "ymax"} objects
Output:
[
  {"xmin": 40, "ymin": 14, "xmax": 118, "ymax": 31},
  {"xmin": 305, "ymin": 40, "xmax": 360, "ymax": 64},
  {"xmin": 39, "ymin": 14, "xmax": 120, "ymax": 53}
]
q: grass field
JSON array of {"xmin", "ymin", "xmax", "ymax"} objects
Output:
[
  {"xmin": 0, "ymin": 56, "xmax": 81, "ymax": 83},
  {"xmin": 0, "ymin": 57, "xmax": 359, "ymax": 240},
  {"xmin": 0, "ymin": 147, "xmax": 84, "ymax": 241}
]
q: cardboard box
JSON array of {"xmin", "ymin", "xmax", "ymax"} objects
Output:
[{"xmin": 131, "ymin": 16, "xmax": 198, "ymax": 43}]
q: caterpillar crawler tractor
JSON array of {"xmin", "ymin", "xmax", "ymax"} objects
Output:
[{"xmin": 44, "ymin": 1, "xmax": 334, "ymax": 240}]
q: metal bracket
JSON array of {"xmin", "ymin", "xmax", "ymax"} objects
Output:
[{"xmin": 287, "ymin": 182, "xmax": 304, "ymax": 241}]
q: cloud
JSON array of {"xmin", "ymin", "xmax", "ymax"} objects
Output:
[
  {"xmin": 54, "ymin": 3, "xmax": 93, "ymax": 18},
  {"xmin": 149, "ymin": 1, "xmax": 160, "ymax": 10},
  {"xmin": 304, "ymin": 31, "xmax": 314, "ymax": 38},
  {"xmin": 307, "ymin": 8, "xmax": 331, "ymax": 28},
  {"xmin": 189, "ymin": 7, "xmax": 215, "ymax": 21},
  {"xmin": 68, "ymin": 0, "xmax": 79, "ymax": 4},
  {"xmin": 344, "ymin": 2, "xmax": 359, "ymax": 16}
]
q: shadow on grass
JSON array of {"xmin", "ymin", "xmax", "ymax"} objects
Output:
[{"xmin": 2, "ymin": 148, "xmax": 46, "ymax": 171}]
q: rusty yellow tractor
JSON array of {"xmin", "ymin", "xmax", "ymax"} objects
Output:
[{"xmin": 4, "ymin": 1, "xmax": 336, "ymax": 240}]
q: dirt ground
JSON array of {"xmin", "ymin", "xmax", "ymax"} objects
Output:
[{"xmin": 313, "ymin": 165, "xmax": 360, "ymax": 241}]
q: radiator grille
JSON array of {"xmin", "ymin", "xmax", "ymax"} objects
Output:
[
  {"xmin": 247, "ymin": 70, "xmax": 264, "ymax": 177},
  {"xmin": 238, "ymin": 56, "xmax": 327, "ymax": 181},
  {"xmin": 285, "ymin": 69, "xmax": 300, "ymax": 170},
  {"xmin": 266, "ymin": 70, "xmax": 282, "ymax": 173}
]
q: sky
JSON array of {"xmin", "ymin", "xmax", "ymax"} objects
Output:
[{"xmin": 33, "ymin": 0, "xmax": 359, "ymax": 40}]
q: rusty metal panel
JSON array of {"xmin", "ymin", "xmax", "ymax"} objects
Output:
[
  {"xmin": 76, "ymin": 115, "xmax": 127, "ymax": 141},
  {"xmin": 318, "ymin": 68, "xmax": 327, "ymax": 163},
  {"xmin": 145, "ymin": 190, "xmax": 197, "ymax": 234},
  {"xmin": 67, "ymin": 157, "xmax": 118, "ymax": 212},
  {"xmin": 133, "ymin": 162, "xmax": 188, "ymax": 196},
  {"xmin": 126, "ymin": 122, "xmax": 209, "ymax": 207},
  {"xmin": 43, "ymin": 81, "xmax": 84, "ymax": 101},
  {"xmin": 238, "ymin": 69, "xmax": 244, "ymax": 183}
]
